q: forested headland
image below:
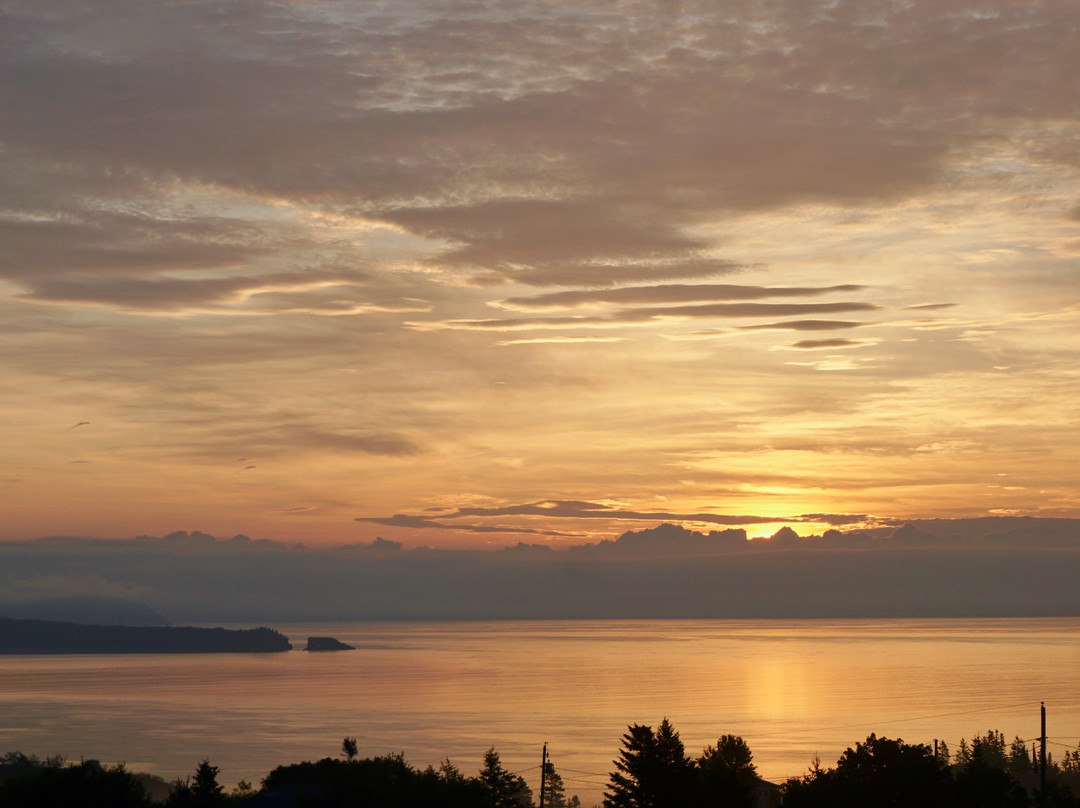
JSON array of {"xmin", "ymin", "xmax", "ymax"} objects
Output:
[
  {"xmin": 0, "ymin": 617, "xmax": 291, "ymax": 654},
  {"xmin": 5, "ymin": 719, "xmax": 1080, "ymax": 807}
]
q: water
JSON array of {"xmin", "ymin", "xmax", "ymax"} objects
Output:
[{"xmin": 3, "ymin": 618, "xmax": 1080, "ymax": 805}]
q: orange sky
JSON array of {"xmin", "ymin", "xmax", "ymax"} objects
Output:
[{"xmin": 2, "ymin": 0, "xmax": 1078, "ymax": 547}]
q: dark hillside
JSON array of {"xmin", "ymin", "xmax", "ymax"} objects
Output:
[{"xmin": 0, "ymin": 617, "xmax": 290, "ymax": 654}]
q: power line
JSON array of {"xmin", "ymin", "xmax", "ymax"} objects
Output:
[
  {"xmin": 560, "ymin": 767, "xmax": 610, "ymax": 778},
  {"xmin": 767, "ymin": 698, "xmax": 1044, "ymax": 739}
]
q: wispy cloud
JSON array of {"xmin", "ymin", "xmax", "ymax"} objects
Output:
[
  {"xmin": 496, "ymin": 336, "xmax": 628, "ymax": 346},
  {"xmin": 409, "ymin": 302, "xmax": 880, "ymax": 332},
  {"xmin": 378, "ymin": 499, "xmax": 810, "ymax": 528},
  {"xmin": 740, "ymin": 320, "xmax": 869, "ymax": 332},
  {"xmin": 354, "ymin": 513, "xmax": 578, "ymax": 537},
  {"xmin": 787, "ymin": 338, "xmax": 876, "ymax": 350},
  {"xmin": 490, "ymin": 284, "xmax": 865, "ymax": 311},
  {"xmin": 905, "ymin": 303, "xmax": 959, "ymax": 312}
]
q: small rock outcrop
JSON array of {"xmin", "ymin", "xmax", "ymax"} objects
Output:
[{"xmin": 304, "ymin": 636, "xmax": 355, "ymax": 651}]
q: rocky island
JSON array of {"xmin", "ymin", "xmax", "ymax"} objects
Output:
[
  {"xmin": 304, "ymin": 636, "xmax": 355, "ymax": 651},
  {"xmin": 0, "ymin": 617, "xmax": 292, "ymax": 654}
]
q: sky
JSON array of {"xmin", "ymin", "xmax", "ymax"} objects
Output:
[{"xmin": 2, "ymin": 0, "xmax": 1079, "ymax": 549}]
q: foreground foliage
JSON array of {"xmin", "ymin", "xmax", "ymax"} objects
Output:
[
  {"xmin": 0, "ymin": 755, "xmax": 152, "ymax": 808},
  {"xmin": 262, "ymin": 753, "xmax": 499, "ymax": 807},
  {"xmin": 784, "ymin": 732, "xmax": 1080, "ymax": 808},
  {"xmin": 8, "ymin": 721, "xmax": 1080, "ymax": 807},
  {"xmin": 603, "ymin": 719, "xmax": 759, "ymax": 808}
]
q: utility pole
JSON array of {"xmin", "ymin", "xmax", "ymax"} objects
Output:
[
  {"xmin": 1032, "ymin": 742, "xmax": 1039, "ymax": 794},
  {"xmin": 539, "ymin": 742, "xmax": 548, "ymax": 808},
  {"xmin": 1040, "ymin": 702, "xmax": 1047, "ymax": 806}
]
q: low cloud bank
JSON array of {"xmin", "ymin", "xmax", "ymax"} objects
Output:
[{"xmin": 1, "ymin": 519, "xmax": 1078, "ymax": 622}]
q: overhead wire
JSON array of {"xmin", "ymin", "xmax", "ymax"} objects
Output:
[
  {"xmin": 765, "ymin": 698, "xmax": 1045, "ymax": 739},
  {"xmin": 559, "ymin": 767, "xmax": 610, "ymax": 778}
]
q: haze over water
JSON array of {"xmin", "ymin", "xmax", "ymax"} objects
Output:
[{"xmin": 3, "ymin": 619, "xmax": 1079, "ymax": 805}]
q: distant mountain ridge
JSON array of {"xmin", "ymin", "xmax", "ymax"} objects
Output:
[
  {"xmin": 0, "ymin": 617, "xmax": 291, "ymax": 654},
  {"xmin": 0, "ymin": 596, "xmax": 170, "ymax": 626}
]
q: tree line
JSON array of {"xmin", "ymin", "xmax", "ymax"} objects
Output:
[{"xmin": 5, "ymin": 720, "xmax": 1080, "ymax": 807}]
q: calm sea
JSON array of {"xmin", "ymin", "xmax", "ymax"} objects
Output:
[{"xmin": 3, "ymin": 619, "xmax": 1079, "ymax": 805}]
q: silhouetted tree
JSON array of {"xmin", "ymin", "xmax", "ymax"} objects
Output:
[
  {"xmin": 193, "ymin": 759, "xmax": 225, "ymax": 804},
  {"xmin": 544, "ymin": 764, "xmax": 567, "ymax": 808},
  {"xmin": 951, "ymin": 749, "xmax": 1028, "ymax": 808},
  {"xmin": 167, "ymin": 759, "xmax": 225, "ymax": 808},
  {"xmin": 438, "ymin": 757, "xmax": 466, "ymax": 784},
  {"xmin": 166, "ymin": 778, "xmax": 194, "ymax": 806},
  {"xmin": 697, "ymin": 734, "xmax": 757, "ymax": 808},
  {"xmin": 0, "ymin": 759, "xmax": 152, "ymax": 808},
  {"xmin": 969, "ymin": 729, "xmax": 1008, "ymax": 770},
  {"xmin": 604, "ymin": 718, "xmax": 696, "ymax": 808},
  {"xmin": 232, "ymin": 778, "xmax": 254, "ymax": 798},
  {"xmin": 1040, "ymin": 781, "xmax": 1080, "ymax": 808},
  {"xmin": 0, "ymin": 751, "xmax": 65, "ymax": 776},
  {"xmin": 934, "ymin": 740, "xmax": 951, "ymax": 767},
  {"xmin": 343, "ymin": 737, "xmax": 359, "ymax": 762},
  {"xmin": 1063, "ymin": 748, "xmax": 1080, "ymax": 774},
  {"xmin": 264, "ymin": 752, "xmax": 492, "ymax": 807},
  {"xmin": 479, "ymin": 748, "xmax": 533, "ymax": 808},
  {"xmin": 783, "ymin": 734, "xmax": 951, "ymax": 808},
  {"xmin": 955, "ymin": 738, "xmax": 972, "ymax": 766}
]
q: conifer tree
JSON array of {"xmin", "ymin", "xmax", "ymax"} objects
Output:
[
  {"xmin": 191, "ymin": 759, "xmax": 224, "ymax": 805},
  {"xmin": 545, "ymin": 764, "xmax": 567, "ymax": 808},
  {"xmin": 604, "ymin": 718, "xmax": 695, "ymax": 808},
  {"xmin": 480, "ymin": 747, "xmax": 533, "ymax": 808}
]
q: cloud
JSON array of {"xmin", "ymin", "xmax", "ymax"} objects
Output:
[
  {"xmin": 0, "ymin": 572, "xmax": 150, "ymax": 602},
  {"xmin": 413, "ymin": 499, "xmax": 799, "ymax": 527},
  {"xmin": 496, "ymin": 336, "xmax": 628, "ymax": 346},
  {"xmin": 354, "ymin": 513, "xmax": 577, "ymax": 537},
  {"xmin": 788, "ymin": 338, "xmax": 875, "ymax": 350},
  {"xmin": 0, "ymin": 209, "xmax": 265, "ymax": 279},
  {"xmin": 490, "ymin": 283, "xmax": 865, "ymax": 311},
  {"xmin": 797, "ymin": 513, "xmax": 871, "ymax": 526},
  {"xmin": 5, "ymin": 519, "xmax": 1080, "ymax": 621},
  {"xmin": 408, "ymin": 302, "xmax": 880, "ymax": 332},
  {"xmin": 406, "ymin": 316, "xmax": 624, "ymax": 333},
  {"xmin": 0, "ymin": 0, "xmax": 997, "ymax": 299},
  {"xmin": 739, "ymin": 320, "xmax": 869, "ymax": 332},
  {"xmin": 784, "ymin": 356, "xmax": 867, "ymax": 371},
  {"xmin": 2, "ymin": 0, "xmax": 1071, "ymax": 314},
  {"xmin": 469, "ymin": 259, "xmax": 748, "ymax": 288},
  {"xmin": 3, "ymin": 0, "xmax": 1075, "ymax": 304},
  {"xmin": 136, "ymin": 422, "xmax": 424, "ymax": 462},
  {"xmin": 593, "ymin": 302, "xmax": 883, "ymax": 323},
  {"xmin": 291, "ymin": 430, "xmax": 422, "ymax": 457},
  {"xmin": 905, "ymin": 303, "xmax": 958, "ymax": 311},
  {"xmin": 18, "ymin": 270, "xmax": 383, "ymax": 312}
]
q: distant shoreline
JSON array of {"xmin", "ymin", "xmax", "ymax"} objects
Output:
[{"xmin": 0, "ymin": 617, "xmax": 292, "ymax": 654}]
